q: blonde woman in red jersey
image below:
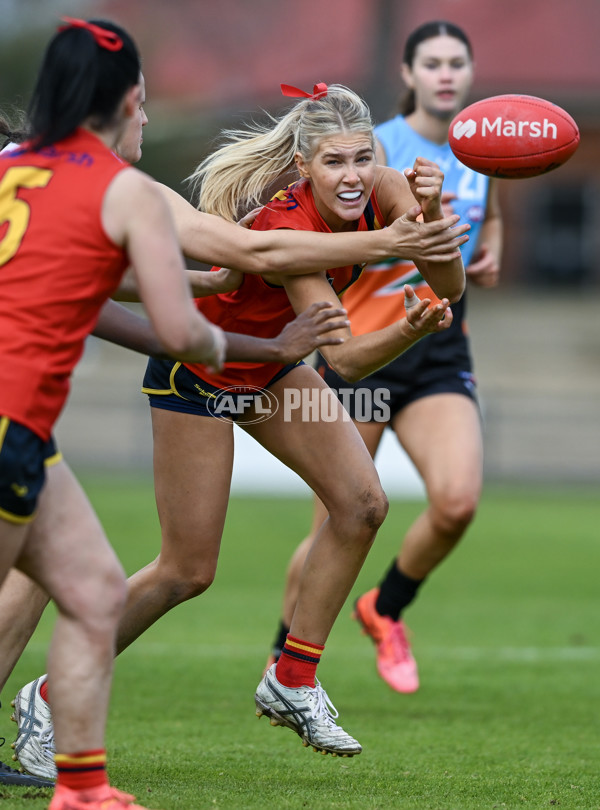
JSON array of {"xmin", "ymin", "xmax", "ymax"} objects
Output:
[
  {"xmin": 265, "ymin": 21, "xmax": 503, "ymax": 696},
  {"xmin": 131, "ymin": 83, "xmax": 465, "ymax": 758}
]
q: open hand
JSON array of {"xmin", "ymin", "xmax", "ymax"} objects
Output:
[
  {"xmin": 388, "ymin": 207, "xmax": 470, "ymax": 263},
  {"xmin": 274, "ymin": 301, "xmax": 350, "ymax": 362},
  {"xmin": 403, "ymin": 284, "xmax": 452, "ymax": 337}
]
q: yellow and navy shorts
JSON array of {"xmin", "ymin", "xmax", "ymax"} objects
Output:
[
  {"xmin": 0, "ymin": 417, "xmax": 62, "ymax": 523},
  {"xmin": 142, "ymin": 357, "xmax": 302, "ymax": 421}
]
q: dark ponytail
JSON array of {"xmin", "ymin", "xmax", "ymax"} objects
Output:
[
  {"xmin": 399, "ymin": 20, "xmax": 473, "ymax": 116},
  {"xmin": 27, "ymin": 19, "xmax": 141, "ymax": 150}
]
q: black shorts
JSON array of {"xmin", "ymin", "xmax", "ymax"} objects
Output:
[
  {"xmin": 142, "ymin": 358, "xmax": 303, "ymax": 422},
  {"xmin": 316, "ymin": 355, "xmax": 478, "ymax": 423},
  {"xmin": 0, "ymin": 418, "xmax": 61, "ymax": 523}
]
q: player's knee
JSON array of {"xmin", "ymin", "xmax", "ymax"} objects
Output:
[
  {"xmin": 431, "ymin": 488, "xmax": 478, "ymax": 537},
  {"xmin": 359, "ymin": 486, "xmax": 389, "ymax": 531},
  {"xmin": 148, "ymin": 547, "xmax": 218, "ymax": 605},
  {"xmin": 332, "ymin": 484, "xmax": 388, "ymax": 537},
  {"xmin": 101, "ymin": 567, "xmax": 129, "ymax": 623},
  {"xmin": 180, "ymin": 569, "xmax": 216, "ymax": 600},
  {"xmin": 61, "ymin": 562, "xmax": 127, "ymax": 635},
  {"xmin": 159, "ymin": 566, "xmax": 217, "ymax": 607}
]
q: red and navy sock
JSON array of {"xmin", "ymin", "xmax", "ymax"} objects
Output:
[
  {"xmin": 275, "ymin": 634, "xmax": 324, "ymax": 688},
  {"xmin": 54, "ymin": 749, "xmax": 108, "ymax": 791}
]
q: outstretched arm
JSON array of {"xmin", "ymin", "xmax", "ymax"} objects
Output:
[
  {"xmin": 223, "ymin": 301, "xmax": 349, "ymax": 363},
  {"xmin": 156, "ymin": 181, "xmax": 470, "ymax": 277},
  {"xmin": 92, "ymin": 299, "xmax": 168, "ymax": 357},
  {"xmin": 113, "ymin": 265, "xmax": 241, "ymax": 302},
  {"xmin": 281, "ymin": 272, "xmax": 451, "ymax": 383},
  {"xmin": 93, "ymin": 299, "xmax": 349, "ymax": 365}
]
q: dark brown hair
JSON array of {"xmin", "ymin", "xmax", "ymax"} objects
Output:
[{"xmin": 399, "ymin": 21, "xmax": 473, "ymax": 116}]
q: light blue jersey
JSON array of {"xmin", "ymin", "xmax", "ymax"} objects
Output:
[{"xmin": 375, "ymin": 115, "xmax": 489, "ymax": 268}]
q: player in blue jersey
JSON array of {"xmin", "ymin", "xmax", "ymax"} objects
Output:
[{"xmin": 265, "ymin": 20, "xmax": 503, "ymax": 693}]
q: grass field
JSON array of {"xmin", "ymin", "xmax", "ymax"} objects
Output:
[{"xmin": 1, "ymin": 477, "xmax": 599, "ymax": 809}]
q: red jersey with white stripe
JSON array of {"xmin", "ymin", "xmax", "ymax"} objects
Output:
[
  {"xmin": 187, "ymin": 178, "xmax": 384, "ymax": 389},
  {"xmin": 0, "ymin": 128, "xmax": 129, "ymax": 439}
]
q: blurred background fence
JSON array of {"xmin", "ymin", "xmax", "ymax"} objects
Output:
[{"xmin": 2, "ymin": 0, "xmax": 599, "ymax": 493}]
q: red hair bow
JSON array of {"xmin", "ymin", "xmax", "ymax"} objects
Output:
[
  {"xmin": 58, "ymin": 17, "xmax": 123, "ymax": 51},
  {"xmin": 280, "ymin": 82, "xmax": 328, "ymax": 101}
]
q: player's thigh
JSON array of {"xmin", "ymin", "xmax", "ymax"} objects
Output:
[
  {"xmin": 149, "ymin": 407, "xmax": 234, "ymax": 565},
  {"xmin": 393, "ymin": 393, "xmax": 483, "ymax": 499},
  {"xmin": 306, "ymin": 408, "xmax": 385, "ymax": 534},
  {"xmin": 242, "ymin": 366, "xmax": 384, "ymax": 514},
  {"xmin": 0, "ymin": 522, "xmax": 29, "ymax": 585},
  {"xmin": 17, "ymin": 459, "xmax": 125, "ymax": 614}
]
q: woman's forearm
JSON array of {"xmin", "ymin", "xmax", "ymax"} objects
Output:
[
  {"xmin": 180, "ymin": 211, "xmax": 423, "ymax": 275},
  {"xmin": 414, "ymin": 252, "xmax": 465, "ymax": 304},
  {"xmin": 321, "ymin": 321, "xmax": 421, "ymax": 383},
  {"xmin": 93, "ymin": 300, "xmax": 167, "ymax": 357},
  {"xmin": 158, "ymin": 182, "xmax": 452, "ymax": 275}
]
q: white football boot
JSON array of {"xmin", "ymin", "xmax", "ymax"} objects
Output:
[
  {"xmin": 11, "ymin": 675, "xmax": 57, "ymax": 780},
  {"xmin": 255, "ymin": 664, "xmax": 362, "ymax": 757}
]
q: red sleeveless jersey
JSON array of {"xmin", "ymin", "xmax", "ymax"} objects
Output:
[
  {"xmin": 188, "ymin": 179, "xmax": 384, "ymax": 389},
  {"xmin": 0, "ymin": 128, "xmax": 129, "ymax": 439}
]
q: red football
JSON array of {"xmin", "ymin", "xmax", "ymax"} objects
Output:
[{"xmin": 449, "ymin": 94, "xmax": 580, "ymax": 178}]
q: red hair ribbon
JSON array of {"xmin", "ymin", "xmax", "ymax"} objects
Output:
[
  {"xmin": 58, "ymin": 17, "xmax": 123, "ymax": 52},
  {"xmin": 280, "ymin": 82, "xmax": 328, "ymax": 101}
]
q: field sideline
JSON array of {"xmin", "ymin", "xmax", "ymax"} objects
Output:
[{"xmin": 1, "ymin": 478, "xmax": 599, "ymax": 809}]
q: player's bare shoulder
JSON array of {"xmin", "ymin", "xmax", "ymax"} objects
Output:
[
  {"xmin": 101, "ymin": 166, "xmax": 140, "ymax": 245},
  {"xmin": 103, "ymin": 167, "xmax": 169, "ymax": 245}
]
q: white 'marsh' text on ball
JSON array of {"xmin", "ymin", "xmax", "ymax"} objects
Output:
[{"xmin": 482, "ymin": 117, "xmax": 558, "ymax": 139}]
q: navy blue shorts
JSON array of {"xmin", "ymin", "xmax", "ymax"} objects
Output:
[
  {"xmin": 0, "ymin": 418, "xmax": 61, "ymax": 523},
  {"xmin": 316, "ymin": 355, "xmax": 478, "ymax": 423},
  {"xmin": 142, "ymin": 358, "xmax": 303, "ymax": 422}
]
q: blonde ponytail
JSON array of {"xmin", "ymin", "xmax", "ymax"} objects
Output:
[
  {"xmin": 188, "ymin": 108, "xmax": 303, "ymax": 221},
  {"xmin": 188, "ymin": 84, "xmax": 374, "ymax": 221}
]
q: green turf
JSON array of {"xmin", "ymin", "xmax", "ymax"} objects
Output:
[{"xmin": 2, "ymin": 478, "xmax": 599, "ymax": 809}]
